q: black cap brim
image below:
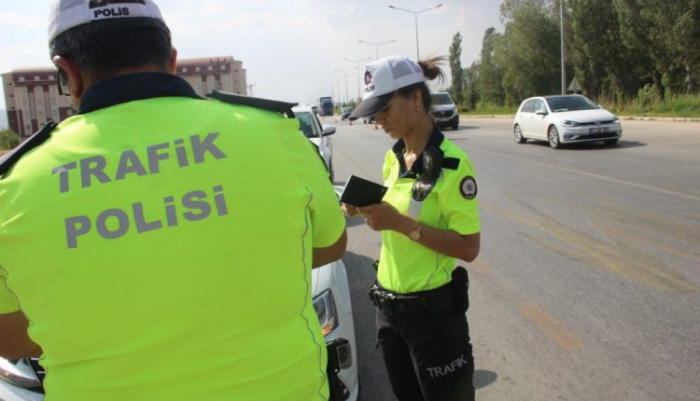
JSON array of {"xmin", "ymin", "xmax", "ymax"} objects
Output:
[{"xmin": 348, "ymin": 92, "xmax": 394, "ymax": 121}]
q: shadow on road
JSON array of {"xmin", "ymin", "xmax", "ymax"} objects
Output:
[
  {"xmin": 474, "ymin": 369, "xmax": 499, "ymax": 389},
  {"xmin": 524, "ymin": 139, "xmax": 647, "ymax": 150},
  {"xmin": 448, "ymin": 125, "xmax": 480, "ymax": 132}
]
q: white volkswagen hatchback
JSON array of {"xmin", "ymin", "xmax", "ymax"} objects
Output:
[{"xmin": 513, "ymin": 94, "xmax": 622, "ymax": 149}]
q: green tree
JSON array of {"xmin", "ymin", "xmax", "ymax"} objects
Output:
[
  {"xmin": 477, "ymin": 27, "xmax": 505, "ymax": 106},
  {"xmin": 615, "ymin": 0, "xmax": 700, "ymax": 96},
  {"xmin": 0, "ymin": 128, "xmax": 20, "ymax": 150},
  {"xmin": 448, "ymin": 32, "xmax": 465, "ymax": 109},
  {"xmin": 462, "ymin": 61, "xmax": 480, "ymax": 111},
  {"xmin": 568, "ymin": 0, "xmax": 642, "ymax": 103},
  {"xmin": 495, "ymin": 0, "xmax": 561, "ymax": 104},
  {"xmin": 638, "ymin": 0, "xmax": 700, "ymax": 94}
]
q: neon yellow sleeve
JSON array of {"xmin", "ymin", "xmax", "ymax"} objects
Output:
[
  {"xmin": 0, "ymin": 267, "xmax": 20, "ymax": 313},
  {"xmin": 438, "ymin": 156, "xmax": 481, "ymax": 236},
  {"xmin": 284, "ymin": 125, "xmax": 345, "ymax": 249},
  {"xmin": 305, "ymin": 140, "xmax": 346, "ymax": 248}
]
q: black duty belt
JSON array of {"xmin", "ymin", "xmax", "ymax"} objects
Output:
[{"xmin": 369, "ymin": 281, "xmax": 453, "ymax": 317}]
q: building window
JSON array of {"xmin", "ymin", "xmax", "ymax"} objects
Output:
[
  {"xmin": 19, "ymin": 77, "xmax": 25, "ymax": 82},
  {"xmin": 208, "ymin": 66, "xmax": 213, "ymax": 71},
  {"xmin": 182, "ymin": 68, "xmax": 188, "ymax": 73},
  {"xmin": 49, "ymin": 75, "xmax": 54, "ymax": 80},
  {"xmin": 35, "ymin": 76, "xmax": 41, "ymax": 81},
  {"xmin": 195, "ymin": 67, "xmax": 200, "ymax": 72},
  {"xmin": 221, "ymin": 65, "xmax": 227, "ymax": 70}
]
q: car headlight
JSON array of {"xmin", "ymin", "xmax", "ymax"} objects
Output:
[
  {"xmin": 0, "ymin": 358, "xmax": 41, "ymax": 388},
  {"xmin": 560, "ymin": 120, "xmax": 579, "ymax": 127},
  {"xmin": 612, "ymin": 115, "xmax": 620, "ymax": 124},
  {"xmin": 313, "ymin": 290, "xmax": 339, "ymax": 336}
]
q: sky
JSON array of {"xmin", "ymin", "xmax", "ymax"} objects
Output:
[{"xmin": 0, "ymin": 0, "xmax": 504, "ymax": 112}]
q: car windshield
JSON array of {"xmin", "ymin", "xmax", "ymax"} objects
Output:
[
  {"xmin": 431, "ymin": 93, "xmax": 453, "ymax": 105},
  {"xmin": 546, "ymin": 96, "xmax": 598, "ymax": 112},
  {"xmin": 296, "ymin": 112, "xmax": 317, "ymax": 138}
]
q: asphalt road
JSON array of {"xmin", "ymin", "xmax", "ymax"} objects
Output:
[{"xmin": 321, "ymin": 115, "xmax": 700, "ymax": 401}]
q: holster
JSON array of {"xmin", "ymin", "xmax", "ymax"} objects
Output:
[{"xmin": 450, "ymin": 266, "xmax": 470, "ymax": 313}]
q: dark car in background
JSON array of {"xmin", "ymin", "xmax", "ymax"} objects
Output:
[{"xmin": 431, "ymin": 92, "xmax": 459, "ymax": 130}]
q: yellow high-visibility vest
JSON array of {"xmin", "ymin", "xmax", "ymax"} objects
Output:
[{"xmin": 0, "ymin": 94, "xmax": 344, "ymax": 401}]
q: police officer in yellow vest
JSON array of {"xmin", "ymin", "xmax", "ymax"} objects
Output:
[
  {"xmin": 345, "ymin": 55, "xmax": 480, "ymax": 401},
  {"xmin": 0, "ymin": 1, "xmax": 347, "ymax": 400}
]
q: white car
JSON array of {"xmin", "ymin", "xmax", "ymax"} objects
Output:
[
  {"xmin": 293, "ymin": 105, "xmax": 336, "ymax": 182},
  {"xmin": 513, "ymin": 94, "xmax": 622, "ymax": 149},
  {"xmin": 0, "ymin": 258, "xmax": 359, "ymax": 401}
]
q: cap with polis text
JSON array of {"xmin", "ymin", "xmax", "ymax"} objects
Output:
[
  {"xmin": 349, "ymin": 55, "xmax": 425, "ymax": 120},
  {"xmin": 49, "ymin": 0, "xmax": 165, "ymax": 43}
]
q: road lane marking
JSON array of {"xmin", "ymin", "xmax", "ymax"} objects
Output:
[
  {"xmin": 469, "ymin": 258, "xmax": 493, "ymax": 275},
  {"xmin": 473, "ymin": 148, "xmax": 700, "ymax": 203},
  {"xmin": 518, "ymin": 303, "xmax": 582, "ymax": 350},
  {"xmin": 483, "ymin": 202, "xmax": 697, "ymax": 292}
]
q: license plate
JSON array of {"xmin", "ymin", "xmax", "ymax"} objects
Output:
[{"xmin": 589, "ymin": 127, "xmax": 607, "ymax": 133}]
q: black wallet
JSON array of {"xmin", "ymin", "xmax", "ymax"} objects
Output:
[{"xmin": 339, "ymin": 175, "xmax": 388, "ymax": 207}]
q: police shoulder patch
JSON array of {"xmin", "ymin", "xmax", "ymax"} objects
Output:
[{"xmin": 459, "ymin": 176, "xmax": 477, "ymax": 200}]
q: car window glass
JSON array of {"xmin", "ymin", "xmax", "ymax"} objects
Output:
[
  {"xmin": 296, "ymin": 112, "xmax": 318, "ymax": 138},
  {"xmin": 431, "ymin": 93, "xmax": 453, "ymax": 105},
  {"xmin": 546, "ymin": 96, "xmax": 598, "ymax": 112},
  {"xmin": 535, "ymin": 100, "xmax": 547, "ymax": 113},
  {"xmin": 521, "ymin": 99, "xmax": 535, "ymax": 113}
]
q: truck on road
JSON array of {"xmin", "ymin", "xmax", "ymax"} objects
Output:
[{"xmin": 319, "ymin": 96, "xmax": 334, "ymax": 116}]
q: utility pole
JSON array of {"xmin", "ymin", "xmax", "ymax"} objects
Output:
[{"xmin": 560, "ymin": 0, "xmax": 566, "ymax": 95}]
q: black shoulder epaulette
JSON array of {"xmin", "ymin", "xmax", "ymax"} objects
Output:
[
  {"xmin": 208, "ymin": 90, "xmax": 298, "ymax": 118},
  {"xmin": 0, "ymin": 122, "xmax": 58, "ymax": 178},
  {"xmin": 442, "ymin": 157, "xmax": 460, "ymax": 170}
]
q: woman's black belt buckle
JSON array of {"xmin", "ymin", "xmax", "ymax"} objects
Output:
[{"xmin": 371, "ymin": 282, "xmax": 452, "ymax": 317}]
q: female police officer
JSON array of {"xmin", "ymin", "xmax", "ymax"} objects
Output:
[{"xmin": 344, "ymin": 55, "xmax": 480, "ymax": 401}]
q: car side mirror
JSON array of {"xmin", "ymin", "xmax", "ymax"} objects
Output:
[
  {"xmin": 535, "ymin": 109, "xmax": 548, "ymax": 116},
  {"xmin": 322, "ymin": 125, "xmax": 336, "ymax": 136}
]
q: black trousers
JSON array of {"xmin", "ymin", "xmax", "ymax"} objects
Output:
[{"xmin": 376, "ymin": 305, "xmax": 475, "ymax": 401}]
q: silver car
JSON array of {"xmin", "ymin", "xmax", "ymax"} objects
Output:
[{"xmin": 513, "ymin": 94, "xmax": 622, "ymax": 149}]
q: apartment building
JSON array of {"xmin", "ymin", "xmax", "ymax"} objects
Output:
[{"xmin": 2, "ymin": 56, "xmax": 247, "ymax": 137}]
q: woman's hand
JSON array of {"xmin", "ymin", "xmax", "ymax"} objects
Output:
[
  {"xmin": 341, "ymin": 203, "xmax": 361, "ymax": 218},
  {"xmin": 358, "ymin": 202, "xmax": 407, "ymax": 232}
]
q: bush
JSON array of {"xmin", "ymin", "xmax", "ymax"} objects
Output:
[
  {"xmin": 634, "ymin": 84, "xmax": 662, "ymax": 112},
  {"xmin": 0, "ymin": 128, "xmax": 20, "ymax": 150}
]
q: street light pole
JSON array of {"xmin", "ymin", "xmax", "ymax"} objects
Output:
[
  {"xmin": 359, "ymin": 40, "xmax": 396, "ymax": 60},
  {"xmin": 344, "ymin": 56, "xmax": 372, "ymax": 102},
  {"xmin": 335, "ymin": 67, "xmax": 355, "ymax": 104},
  {"xmin": 327, "ymin": 76, "xmax": 341, "ymax": 106},
  {"xmin": 389, "ymin": 4, "xmax": 442, "ymax": 60},
  {"xmin": 560, "ymin": 0, "xmax": 567, "ymax": 95}
]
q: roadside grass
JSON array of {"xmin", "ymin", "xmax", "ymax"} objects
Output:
[
  {"xmin": 619, "ymin": 94, "xmax": 700, "ymax": 119},
  {"xmin": 460, "ymin": 105, "xmax": 517, "ymax": 117}
]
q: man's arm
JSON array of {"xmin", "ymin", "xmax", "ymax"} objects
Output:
[
  {"xmin": 312, "ymin": 230, "xmax": 347, "ymax": 268},
  {"xmin": 0, "ymin": 311, "xmax": 42, "ymax": 359}
]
